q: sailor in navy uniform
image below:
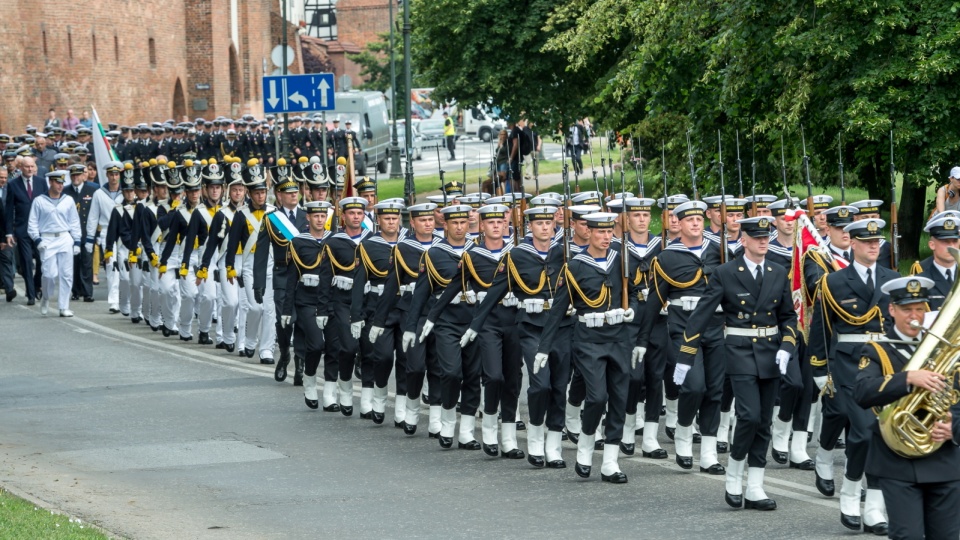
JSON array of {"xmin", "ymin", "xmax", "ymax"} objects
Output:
[
  {"xmin": 677, "ymin": 217, "xmax": 798, "ymax": 510},
  {"xmin": 745, "ymin": 195, "xmax": 778, "ymax": 218},
  {"xmin": 764, "ymin": 198, "xmax": 798, "ymax": 270},
  {"xmin": 851, "ymin": 200, "xmax": 893, "ymax": 269},
  {"xmin": 703, "ymin": 195, "xmax": 745, "ymax": 257},
  {"xmin": 369, "ymin": 203, "xmax": 441, "ymax": 435},
  {"xmin": 915, "ymin": 215, "xmax": 958, "ymax": 311},
  {"xmin": 639, "ymin": 201, "xmax": 726, "ymax": 475},
  {"xmin": 351, "ymin": 201, "xmax": 405, "ymax": 422},
  {"xmin": 279, "ymin": 201, "xmax": 332, "ymax": 409},
  {"xmin": 854, "ymin": 276, "xmax": 960, "ymax": 540},
  {"xmin": 810, "ymin": 195, "xmax": 835, "ymax": 242},
  {"xmin": 807, "ymin": 218, "xmax": 901, "ymax": 533}
]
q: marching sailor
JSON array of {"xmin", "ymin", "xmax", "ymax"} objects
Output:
[{"xmin": 28, "ymin": 170, "xmax": 80, "ymax": 316}]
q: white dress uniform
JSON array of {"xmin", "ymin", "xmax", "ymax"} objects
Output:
[{"xmin": 28, "ymin": 191, "xmax": 81, "ymax": 314}]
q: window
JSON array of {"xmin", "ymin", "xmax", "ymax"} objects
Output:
[
  {"xmin": 42, "ymin": 30, "xmax": 48, "ymax": 57},
  {"xmin": 114, "ymin": 35, "xmax": 119, "ymax": 62},
  {"xmin": 68, "ymin": 31, "xmax": 73, "ymax": 59},
  {"xmin": 92, "ymin": 34, "xmax": 97, "ymax": 61},
  {"xmin": 148, "ymin": 38, "xmax": 156, "ymax": 67}
]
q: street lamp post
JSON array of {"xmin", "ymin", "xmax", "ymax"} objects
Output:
[
  {"xmin": 280, "ymin": 0, "xmax": 292, "ymax": 161},
  {"xmin": 388, "ymin": 0, "xmax": 402, "ymax": 179},
  {"xmin": 402, "ymin": 0, "xmax": 415, "ymax": 203}
]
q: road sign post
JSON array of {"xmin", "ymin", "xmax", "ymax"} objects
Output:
[{"xmin": 262, "ymin": 73, "xmax": 336, "ymax": 115}]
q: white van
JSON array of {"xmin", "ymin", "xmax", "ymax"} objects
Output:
[{"xmin": 324, "ymin": 91, "xmax": 391, "ymax": 174}]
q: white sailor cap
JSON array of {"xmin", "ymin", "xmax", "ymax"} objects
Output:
[
  {"xmin": 478, "ymin": 204, "xmax": 510, "ymax": 220},
  {"xmin": 440, "ymin": 204, "xmax": 472, "ymax": 220},
  {"xmin": 844, "ymin": 218, "xmax": 886, "ymax": 240},
  {"xmin": 524, "ymin": 206, "xmax": 557, "ymax": 221},
  {"xmin": 583, "ymin": 212, "xmax": 618, "ymax": 228},
  {"xmin": 766, "ymin": 198, "xmax": 800, "ymax": 216},
  {"xmin": 339, "ymin": 196, "xmax": 368, "ymax": 210},
  {"xmin": 304, "ymin": 201, "xmax": 333, "ymax": 213},
  {"xmin": 408, "ymin": 203, "xmax": 438, "ymax": 218},
  {"xmin": 373, "ymin": 201, "xmax": 405, "ymax": 215},
  {"xmin": 744, "ymin": 194, "xmax": 778, "ymax": 207},
  {"xmin": 673, "ymin": 200, "xmax": 708, "ymax": 220},
  {"xmin": 569, "ymin": 204, "xmax": 602, "ymax": 219},
  {"xmin": 657, "ymin": 194, "xmax": 690, "ymax": 210}
]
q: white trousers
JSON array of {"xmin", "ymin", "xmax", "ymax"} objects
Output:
[
  {"xmin": 241, "ymin": 261, "xmax": 274, "ymax": 357},
  {"xmin": 40, "ymin": 243, "xmax": 73, "ymax": 311}
]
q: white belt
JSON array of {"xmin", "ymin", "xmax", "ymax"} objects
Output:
[
  {"xmin": 447, "ymin": 290, "xmax": 476, "ymax": 305},
  {"xmin": 399, "ymin": 283, "xmax": 415, "ymax": 294},
  {"xmin": 725, "ymin": 326, "xmax": 779, "ymax": 338},
  {"xmin": 41, "ymin": 232, "xmax": 68, "ymax": 238},
  {"xmin": 523, "ymin": 298, "xmax": 548, "ymax": 314},
  {"xmin": 838, "ymin": 333, "xmax": 884, "ymax": 343},
  {"xmin": 300, "ymin": 274, "xmax": 320, "ymax": 287},
  {"xmin": 502, "ymin": 292, "xmax": 519, "ymax": 307},
  {"xmin": 578, "ymin": 309, "xmax": 626, "ymax": 328},
  {"xmin": 332, "ymin": 275, "xmax": 353, "ymax": 290},
  {"xmin": 676, "ymin": 296, "xmax": 722, "ymax": 313},
  {"xmin": 365, "ymin": 283, "xmax": 384, "ymax": 296}
]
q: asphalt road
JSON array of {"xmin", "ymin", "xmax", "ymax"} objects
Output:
[
  {"xmin": 402, "ymin": 139, "xmax": 567, "ymax": 178},
  {"xmin": 0, "ymin": 283, "xmax": 849, "ymax": 539}
]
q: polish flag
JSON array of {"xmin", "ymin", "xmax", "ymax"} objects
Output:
[
  {"xmin": 91, "ymin": 107, "xmax": 119, "ymax": 183},
  {"xmin": 786, "ymin": 208, "xmax": 846, "ymax": 334}
]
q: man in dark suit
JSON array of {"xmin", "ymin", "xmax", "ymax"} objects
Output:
[
  {"xmin": 916, "ymin": 215, "xmax": 958, "ymax": 311},
  {"xmin": 677, "ymin": 217, "xmax": 798, "ymax": 510},
  {"xmin": 4, "ymin": 156, "xmax": 48, "ymax": 304},
  {"xmin": 0, "ymin": 166, "xmax": 16, "ymax": 301},
  {"xmin": 855, "ymin": 276, "xmax": 960, "ymax": 540},
  {"xmin": 807, "ymin": 218, "xmax": 901, "ymax": 534},
  {"xmin": 63, "ymin": 163, "xmax": 99, "ymax": 301}
]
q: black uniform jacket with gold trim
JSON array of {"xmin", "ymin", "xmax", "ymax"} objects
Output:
[
  {"xmin": 372, "ymin": 236, "xmax": 440, "ymax": 328},
  {"xmin": 853, "ymin": 328, "xmax": 960, "ymax": 483},
  {"xmin": 316, "ymin": 229, "xmax": 370, "ymax": 317},
  {"xmin": 537, "ymin": 247, "xmax": 638, "ymax": 351},
  {"xmin": 675, "ymin": 254, "xmax": 798, "ymax": 377},
  {"xmin": 467, "ymin": 238, "xmax": 567, "ymax": 333},
  {"xmin": 406, "ymin": 239, "xmax": 474, "ymax": 330},
  {"xmin": 253, "ymin": 208, "xmax": 309, "ymax": 292},
  {"xmin": 636, "ymin": 237, "xmax": 723, "ymax": 350},
  {"xmin": 766, "ymin": 236, "xmax": 793, "ymax": 270},
  {"xmin": 427, "ymin": 239, "xmax": 516, "ymax": 328},
  {"xmin": 281, "ymin": 231, "xmax": 329, "ymax": 317},
  {"xmin": 807, "ymin": 262, "xmax": 900, "ymax": 385},
  {"xmin": 616, "ymin": 235, "xmax": 660, "ymax": 345},
  {"xmin": 351, "ymin": 232, "xmax": 403, "ymax": 324},
  {"xmin": 917, "ymin": 257, "xmax": 955, "ymax": 312}
]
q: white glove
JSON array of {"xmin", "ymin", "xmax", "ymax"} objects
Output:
[
  {"xmin": 776, "ymin": 350, "xmax": 791, "ymax": 376},
  {"xmin": 673, "ymin": 364, "xmax": 691, "ymax": 386},
  {"xmin": 280, "ymin": 315, "xmax": 291, "ymax": 328},
  {"xmin": 631, "ymin": 346, "xmax": 646, "ymax": 369},
  {"xmin": 85, "ymin": 242, "xmax": 94, "ymax": 254},
  {"xmin": 623, "ymin": 308, "xmax": 635, "ymax": 323},
  {"xmin": 460, "ymin": 328, "xmax": 478, "ymax": 348},
  {"xmin": 37, "ymin": 243, "xmax": 47, "ymax": 257},
  {"xmin": 73, "ymin": 245, "xmax": 80, "ymax": 256},
  {"xmin": 533, "ymin": 353, "xmax": 549, "ymax": 374},
  {"xmin": 814, "ymin": 375, "xmax": 828, "ymax": 390},
  {"xmin": 368, "ymin": 325, "xmax": 384, "ymax": 343},
  {"xmin": 418, "ymin": 320, "xmax": 434, "ymax": 343},
  {"xmin": 350, "ymin": 321, "xmax": 364, "ymax": 340},
  {"xmin": 402, "ymin": 331, "xmax": 416, "ymax": 352},
  {"xmin": 315, "ymin": 316, "xmax": 328, "ymax": 329}
]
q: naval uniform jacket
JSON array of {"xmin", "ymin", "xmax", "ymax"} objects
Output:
[
  {"xmin": 853, "ymin": 328, "xmax": 960, "ymax": 483},
  {"xmin": 766, "ymin": 237, "xmax": 793, "ymax": 270},
  {"xmin": 180, "ymin": 199, "xmax": 222, "ymax": 269},
  {"xmin": 807, "ymin": 262, "xmax": 900, "ymax": 386},
  {"xmin": 316, "ymin": 229, "xmax": 370, "ymax": 318},
  {"xmin": 427, "ymin": 239, "xmax": 516, "ymax": 328},
  {"xmin": 916, "ymin": 257, "xmax": 955, "ymax": 312},
  {"xmin": 281, "ymin": 231, "xmax": 330, "ymax": 318},
  {"xmin": 406, "ymin": 239, "xmax": 474, "ymax": 330},
  {"xmin": 372, "ymin": 236, "xmax": 441, "ymax": 328},
  {"xmin": 253, "ymin": 208, "xmax": 308, "ymax": 293},
  {"xmin": 676, "ymin": 254, "xmax": 798, "ymax": 377},
  {"xmin": 351, "ymin": 232, "xmax": 405, "ymax": 324},
  {"xmin": 198, "ymin": 202, "xmax": 240, "ymax": 276}
]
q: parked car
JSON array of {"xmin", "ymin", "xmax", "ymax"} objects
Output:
[
  {"xmin": 418, "ymin": 117, "xmax": 447, "ymax": 144},
  {"xmin": 393, "ymin": 119, "xmax": 424, "ymax": 161}
]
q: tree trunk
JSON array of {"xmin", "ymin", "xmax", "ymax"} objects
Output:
[{"xmin": 898, "ymin": 178, "xmax": 925, "ymax": 263}]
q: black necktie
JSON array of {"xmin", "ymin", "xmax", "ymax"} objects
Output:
[
  {"xmin": 842, "ymin": 250, "xmax": 849, "ymax": 261},
  {"xmin": 755, "ymin": 265, "xmax": 763, "ymax": 286},
  {"xmin": 288, "ymin": 209, "xmax": 295, "ymax": 222},
  {"xmin": 866, "ymin": 268, "xmax": 874, "ymax": 291},
  {"xmin": 947, "ymin": 268, "xmax": 953, "ymax": 282}
]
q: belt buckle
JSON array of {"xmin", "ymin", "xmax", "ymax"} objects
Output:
[{"xmin": 758, "ymin": 327, "xmax": 768, "ymax": 338}]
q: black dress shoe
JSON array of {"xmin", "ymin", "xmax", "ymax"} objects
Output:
[
  {"xmin": 304, "ymin": 397, "xmax": 319, "ymax": 410},
  {"xmin": 601, "ymin": 471, "xmax": 628, "ymax": 484},
  {"xmin": 501, "ymin": 448, "xmax": 525, "ymax": 459},
  {"xmin": 840, "ymin": 513, "xmax": 861, "ymax": 530},
  {"xmin": 323, "ymin": 404, "xmax": 340, "ymax": 413},
  {"xmin": 428, "ymin": 431, "xmax": 440, "ymax": 439},
  {"xmin": 394, "ymin": 421, "xmax": 404, "ymax": 429},
  {"xmin": 815, "ymin": 472, "xmax": 835, "ymax": 497},
  {"xmin": 565, "ymin": 429, "xmax": 579, "ymax": 445},
  {"xmin": 403, "ymin": 422, "xmax": 417, "ymax": 435},
  {"xmin": 274, "ymin": 359, "xmax": 289, "ymax": 382},
  {"xmin": 546, "ymin": 458, "xmax": 566, "ymax": 468},
  {"xmin": 340, "ymin": 405, "xmax": 353, "ymax": 416},
  {"xmin": 458, "ymin": 440, "xmax": 481, "ymax": 450},
  {"xmin": 244, "ymin": 348, "xmax": 255, "ymax": 358},
  {"xmin": 771, "ymin": 449, "xmax": 788, "ymax": 464},
  {"xmin": 26, "ymin": 298, "xmax": 35, "ymax": 306},
  {"xmin": 438, "ymin": 436, "xmax": 453, "ymax": 449},
  {"xmin": 224, "ymin": 343, "xmax": 235, "ymax": 353},
  {"xmin": 527, "ymin": 454, "xmax": 545, "ymax": 468},
  {"xmin": 71, "ymin": 294, "xmax": 79, "ymax": 301},
  {"xmin": 515, "ymin": 420, "xmax": 526, "ymax": 431},
  {"xmin": 635, "ymin": 426, "xmax": 644, "ymax": 436},
  {"xmin": 359, "ymin": 412, "xmax": 373, "ymax": 420},
  {"xmin": 619, "ymin": 442, "xmax": 635, "ymax": 456},
  {"xmin": 676, "ymin": 455, "xmax": 693, "ymax": 469},
  {"xmin": 482, "ymin": 443, "xmax": 499, "ymax": 457},
  {"xmin": 150, "ymin": 324, "xmax": 160, "ymax": 332},
  {"xmin": 642, "ymin": 448, "xmax": 668, "ymax": 459},
  {"xmin": 835, "ymin": 439, "xmax": 846, "ymax": 449},
  {"xmin": 372, "ymin": 412, "xmax": 385, "ymax": 425},
  {"xmin": 789, "ymin": 459, "xmax": 815, "ymax": 471},
  {"xmin": 6, "ymin": 290, "xmax": 17, "ymax": 302},
  {"xmin": 121, "ymin": 312, "xmax": 130, "ymax": 317},
  {"xmin": 665, "ymin": 427, "xmax": 676, "ymax": 440},
  {"xmin": 36, "ymin": 290, "xmax": 42, "ymax": 300},
  {"xmin": 594, "ymin": 439, "xmax": 605, "ymax": 450},
  {"xmin": 863, "ymin": 522, "xmax": 888, "ymax": 536},
  {"xmin": 745, "ymin": 498, "xmax": 777, "ymax": 511},
  {"xmin": 260, "ymin": 357, "xmax": 275, "ymax": 365},
  {"xmin": 293, "ymin": 356, "xmax": 304, "ymax": 386},
  {"xmin": 561, "ymin": 431, "xmax": 569, "ymax": 441},
  {"xmin": 179, "ymin": 335, "xmax": 193, "ymax": 342},
  {"xmin": 197, "ymin": 332, "xmax": 213, "ymax": 345},
  {"xmin": 700, "ymin": 463, "xmax": 726, "ymax": 475},
  {"xmin": 216, "ymin": 341, "xmax": 226, "ymax": 349},
  {"xmin": 131, "ymin": 317, "xmax": 141, "ymax": 324},
  {"xmin": 574, "ymin": 463, "xmax": 591, "ymax": 478},
  {"xmin": 725, "ymin": 492, "xmax": 743, "ymax": 508},
  {"xmin": 717, "ymin": 442, "xmax": 729, "ymax": 454},
  {"xmin": 109, "ymin": 308, "xmax": 119, "ymax": 314},
  {"xmin": 693, "ymin": 433, "xmax": 702, "ymax": 444},
  {"xmin": 83, "ymin": 296, "xmax": 94, "ymax": 303}
]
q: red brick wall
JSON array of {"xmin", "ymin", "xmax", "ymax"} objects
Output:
[{"xmin": 334, "ymin": 0, "xmax": 390, "ymax": 87}]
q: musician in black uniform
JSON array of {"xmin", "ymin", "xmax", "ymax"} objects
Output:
[
  {"xmin": 371, "ymin": 203, "xmax": 441, "ymax": 434},
  {"xmin": 854, "ymin": 276, "xmax": 960, "ymax": 540},
  {"xmin": 916, "ymin": 215, "xmax": 958, "ymax": 311},
  {"xmin": 280, "ymin": 200, "xmax": 332, "ymax": 409},
  {"xmin": 639, "ymin": 200, "xmax": 726, "ymax": 475},
  {"xmin": 807, "ymin": 218, "xmax": 900, "ymax": 534},
  {"xmin": 351, "ymin": 201, "xmax": 406, "ymax": 422},
  {"xmin": 679, "ymin": 217, "xmax": 799, "ymax": 510}
]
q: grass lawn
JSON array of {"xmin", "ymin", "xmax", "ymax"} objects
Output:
[
  {"xmin": 0, "ymin": 487, "xmax": 109, "ymax": 540},
  {"xmin": 375, "ymin": 159, "xmax": 566, "ymax": 200}
]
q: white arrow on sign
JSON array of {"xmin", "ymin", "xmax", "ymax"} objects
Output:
[
  {"xmin": 318, "ymin": 78, "xmax": 331, "ymax": 108},
  {"xmin": 289, "ymin": 91, "xmax": 309, "ymax": 108},
  {"xmin": 267, "ymin": 80, "xmax": 280, "ymax": 108}
]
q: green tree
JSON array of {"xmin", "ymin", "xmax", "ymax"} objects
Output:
[{"xmin": 347, "ymin": 31, "xmax": 411, "ymax": 118}]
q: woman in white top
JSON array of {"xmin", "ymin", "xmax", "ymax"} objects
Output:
[{"xmin": 935, "ymin": 166, "xmax": 960, "ymax": 214}]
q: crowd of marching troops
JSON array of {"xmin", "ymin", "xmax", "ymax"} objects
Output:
[{"xmin": 5, "ymin": 117, "xmax": 960, "ymax": 539}]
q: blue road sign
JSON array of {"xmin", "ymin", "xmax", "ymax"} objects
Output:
[{"xmin": 262, "ymin": 73, "xmax": 335, "ymax": 114}]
